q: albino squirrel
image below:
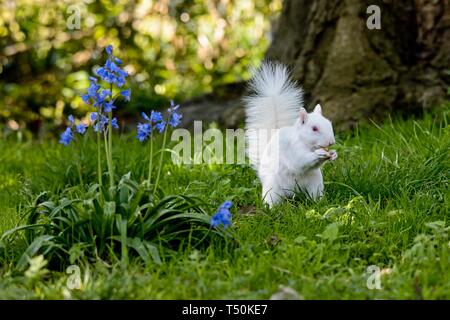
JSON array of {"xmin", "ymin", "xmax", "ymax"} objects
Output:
[{"xmin": 244, "ymin": 61, "xmax": 337, "ymax": 206}]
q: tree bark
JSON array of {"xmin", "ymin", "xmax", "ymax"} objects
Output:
[{"xmin": 266, "ymin": 0, "xmax": 450, "ymax": 129}]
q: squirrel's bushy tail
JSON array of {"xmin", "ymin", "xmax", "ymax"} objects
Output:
[{"xmin": 244, "ymin": 61, "xmax": 303, "ymax": 169}]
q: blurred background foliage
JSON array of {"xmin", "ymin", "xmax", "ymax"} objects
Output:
[{"xmin": 0, "ymin": 0, "xmax": 281, "ymax": 138}]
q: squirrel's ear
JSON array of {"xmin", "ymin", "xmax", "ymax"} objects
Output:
[
  {"xmin": 299, "ymin": 108, "xmax": 308, "ymax": 124},
  {"xmin": 313, "ymin": 104, "xmax": 322, "ymax": 114}
]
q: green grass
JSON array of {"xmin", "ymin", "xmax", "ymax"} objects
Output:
[{"xmin": 0, "ymin": 113, "xmax": 449, "ymax": 299}]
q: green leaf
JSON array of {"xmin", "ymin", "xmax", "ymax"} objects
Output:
[
  {"xmin": 116, "ymin": 217, "xmax": 128, "ymax": 267},
  {"xmin": 1, "ymin": 224, "xmax": 46, "ymax": 241},
  {"xmin": 126, "ymin": 237, "xmax": 162, "ymax": 265},
  {"xmin": 16, "ymin": 235, "xmax": 54, "ymax": 271},
  {"xmin": 104, "ymin": 201, "xmax": 116, "ymax": 216},
  {"xmin": 321, "ymin": 223, "xmax": 339, "ymax": 242},
  {"xmin": 100, "ymin": 201, "xmax": 116, "ymax": 243}
]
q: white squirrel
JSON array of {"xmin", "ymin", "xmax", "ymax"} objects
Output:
[{"xmin": 244, "ymin": 61, "xmax": 337, "ymax": 206}]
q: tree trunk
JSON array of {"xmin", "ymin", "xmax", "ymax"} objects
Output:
[{"xmin": 266, "ymin": 0, "xmax": 450, "ymax": 129}]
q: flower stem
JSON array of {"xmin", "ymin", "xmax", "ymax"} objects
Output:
[
  {"xmin": 104, "ymin": 132, "xmax": 110, "ymax": 176},
  {"xmin": 97, "ymin": 106, "xmax": 103, "ymax": 187},
  {"xmin": 107, "ymin": 110, "xmax": 114, "ymax": 188},
  {"xmin": 103, "ymin": 83, "xmax": 114, "ymax": 188},
  {"xmin": 147, "ymin": 134, "xmax": 153, "ymax": 184},
  {"xmin": 153, "ymin": 128, "xmax": 168, "ymax": 197}
]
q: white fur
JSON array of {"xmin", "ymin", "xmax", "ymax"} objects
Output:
[{"xmin": 244, "ymin": 61, "xmax": 337, "ymax": 206}]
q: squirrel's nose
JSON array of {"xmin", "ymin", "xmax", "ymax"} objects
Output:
[{"xmin": 329, "ymin": 138, "xmax": 336, "ymax": 146}]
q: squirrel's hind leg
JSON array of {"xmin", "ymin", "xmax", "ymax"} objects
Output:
[
  {"xmin": 303, "ymin": 169, "xmax": 324, "ymax": 200},
  {"xmin": 262, "ymin": 182, "xmax": 283, "ymax": 208}
]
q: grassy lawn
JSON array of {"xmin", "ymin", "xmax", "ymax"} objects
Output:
[{"xmin": 0, "ymin": 113, "xmax": 449, "ymax": 299}]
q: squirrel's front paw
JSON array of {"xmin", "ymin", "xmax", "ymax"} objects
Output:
[
  {"xmin": 314, "ymin": 148, "xmax": 331, "ymax": 160},
  {"xmin": 329, "ymin": 150, "xmax": 338, "ymax": 161}
]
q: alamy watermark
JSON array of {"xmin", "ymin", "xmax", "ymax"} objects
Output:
[
  {"xmin": 366, "ymin": 265, "xmax": 382, "ymax": 290},
  {"xmin": 168, "ymin": 121, "xmax": 281, "ymax": 168},
  {"xmin": 66, "ymin": 265, "xmax": 82, "ymax": 290},
  {"xmin": 366, "ymin": 5, "xmax": 381, "ymax": 30},
  {"xmin": 66, "ymin": 0, "xmax": 95, "ymax": 30},
  {"xmin": 366, "ymin": 265, "xmax": 392, "ymax": 290}
]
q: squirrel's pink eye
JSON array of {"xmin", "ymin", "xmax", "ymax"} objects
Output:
[{"xmin": 312, "ymin": 126, "xmax": 319, "ymax": 132}]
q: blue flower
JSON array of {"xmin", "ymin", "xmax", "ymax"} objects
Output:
[
  {"xmin": 90, "ymin": 112, "xmax": 98, "ymax": 122},
  {"xmin": 150, "ymin": 111, "xmax": 163, "ymax": 123},
  {"xmin": 121, "ymin": 89, "xmax": 131, "ymax": 101},
  {"xmin": 95, "ymin": 56, "xmax": 128, "ymax": 86},
  {"xmin": 81, "ymin": 44, "xmax": 129, "ymax": 111},
  {"xmin": 87, "ymin": 80, "xmax": 100, "ymax": 98},
  {"xmin": 74, "ymin": 44, "xmax": 129, "ymax": 145},
  {"xmin": 104, "ymin": 100, "xmax": 116, "ymax": 113},
  {"xmin": 100, "ymin": 89, "xmax": 111, "ymax": 98},
  {"xmin": 60, "ymin": 114, "xmax": 87, "ymax": 144},
  {"xmin": 167, "ymin": 100, "xmax": 182, "ymax": 128},
  {"xmin": 138, "ymin": 110, "xmax": 165, "ymax": 136},
  {"xmin": 168, "ymin": 100, "xmax": 180, "ymax": 113},
  {"xmin": 81, "ymin": 94, "xmax": 90, "ymax": 104},
  {"xmin": 76, "ymin": 123, "xmax": 87, "ymax": 134},
  {"xmin": 82, "ymin": 79, "xmax": 101, "ymax": 106},
  {"xmin": 141, "ymin": 112, "xmax": 151, "ymax": 122},
  {"xmin": 59, "ymin": 127, "xmax": 74, "ymax": 146},
  {"xmin": 91, "ymin": 112, "xmax": 108, "ymax": 132},
  {"xmin": 220, "ymin": 200, "xmax": 233, "ymax": 210},
  {"xmin": 106, "ymin": 45, "xmax": 113, "ymax": 56},
  {"xmin": 92, "ymin": 90, "xmax": 109, "ymax": 109},
  {"xmin": 155, "ymin": 121, "xmax": 166, "ymax": 133},
  {"xmin": 210, "ymin": 201, "xmax": 233, "ymax": 229},
  {"xmin": 137, "ymin": 123, "xmax": 152, "ymax": 142},
  {"xmin": 169, "ymin": 112, "xmax": 182, "ymax": 128},
  {"xmin": 105, "ymin": 59, "xmax": 118, "ymax": 73},
  {"xmin": 111, "ymin": 117, "xmax": 119, "ymax": 129}
]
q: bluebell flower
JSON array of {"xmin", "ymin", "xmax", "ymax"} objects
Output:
[
  {"xmin": 167, "ymin": 100, "xmax": 182, "ymax": 128},
  {"xmin": 115, "ymin": 70, "xmax": 127, "ymax": 87},
  {"xmin": 75, "ymin": 44, "xmax": 129, "ymax": 145},
  {"xmin": 87, "ymin": 80, "xmax": 100, "ymax": 98},
  {"xmin": 59, "ymin": 127, "xmax": 74, "ymax": 146},
  {"xmin": 137, "ymin": 123, "xmax": 152, "ymax": 142},
  {"xmin": 76, "ymin": 123, "xmax": 87, "ymax": 134},
  {"xmin": 168, "ymin": 100, "xmax": 180, "ymax": 113},
  {"xmin": 60, "ymin": 114, "xmax": 87, "ymax": 145},
  {"xmin": 90, "ymin": 112, "xmax": 98, "ymax": 122},
  {"xmin": 210, "ymin": 201, "xmax": 233, "ymax": 229},
  {"xmin": 104, "ymin": 100, "xmax": 116, "ymax": 113},
  {"xmin": 155, "ymin": 121, "xmax": 166, "ymax": 133},
  {"xmin": 95, "ymin": 51, "xmax": 128, "ymax": 87},
  {"xmin": 150, "ymin": 111, "xmax": 163, "ymax": 123},
  {"xmin": 105, "ymin": 59, "xmax": 119, "ymax": 73},
  {"xmin": 93, "ymin": 92, "xmax": 107, "ymax": 109},
  {"xmin": 100, "ymin": 89, "xmax": 111, "ymax": 98},
  {"xmin": 169, "ymin": 112, "xmax": 182, "ymax": 128},
  {"xmin": 220, "ymin": 200, "xmax": 233, "ymax": 210},
  {"xmin": 106, "ymin": 45, "xmax": 113, "ymax": 56},
  {"xmin": 90, "ymin": 111, "xmax": 119, "ymax": 132},
  {"xmin": 121, "ymin": 89, "xmax": 131, "ymax": 101},
  {"xmin": 141, "ymin": 112, "xmax": 151, "ymax": 122},
  {"xmin": 81, "ymin": 94, "xmax": 90, "ymax": 104},
  {"xmin": 91, "ymin": 112, "xmax": 109, "ymax": 132},
  {"xmin": 137, "ymin": 110, "xmax": 166, "ymax": 138},
  {"xmin": 111, "ymin": 117, "xmax": 119, "ymax": 129}
]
